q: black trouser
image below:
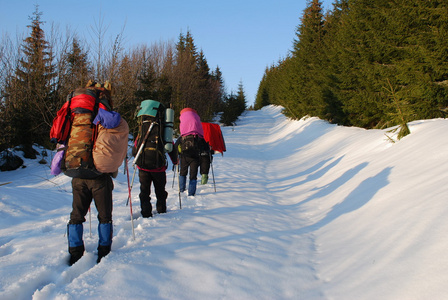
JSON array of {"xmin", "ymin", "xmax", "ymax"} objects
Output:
[
  {"xmin": 138, "ymin": 169, "xmax": 167, "ymax": 215},
  {"xmin": 200, "ymin": 153, "xmax": 211, "ymax": 175},
  {"xmin": 180, "ymin": 155, "xmax": 200, "ymax": 180},
  {"xmin": 70, "ymin": 174, "xmax": 114, "ymax": 224}
]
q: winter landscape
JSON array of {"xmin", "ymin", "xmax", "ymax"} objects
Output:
[{"xmin": 1, "ymin": 105, "xmax": 447, "ymax": 300}]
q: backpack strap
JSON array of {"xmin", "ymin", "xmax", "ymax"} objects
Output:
[
  {"xmin": 91, "ymin": 92, "xmax": 102, "ymax": 143},
  {"xmin": 60, "ymin": 92, "xmax": 73, "ymax": 143}
]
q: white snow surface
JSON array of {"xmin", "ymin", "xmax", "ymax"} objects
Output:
[{"xmin": 1, "ymin": 105, "xmax": 447, "ymax": 300}]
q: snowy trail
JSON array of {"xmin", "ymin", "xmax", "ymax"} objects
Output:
[{"xmin": 210, "ymin": 107, "xmax": 325, "ymax": 298}]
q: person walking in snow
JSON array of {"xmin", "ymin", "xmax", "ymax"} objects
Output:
[
  {"xmin": 63, "ymin": 81, "xmax": 128, "ymax": 266},
  {"xmin": 175, "ymin": 108, "xmax": 207, "ymax": 196},
  {"xmin": 133, "ymin": 141, "xmax": 177, "ymax": 217},
  {"xmin": 132, "ymin": 100, "xmax": 177, "ymax": 218}
]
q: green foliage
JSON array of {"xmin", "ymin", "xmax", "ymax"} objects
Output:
[
  {"xmin": 383, "ymin": 78, "xmax": 411, "ymax": 140},
  {"xmin": 220, "ymin": 82, "xmax": 247, "ymax": 126},
  {"xmin": 1, "ymin": 5, "xmax": 56, "ymax": 151},
  {"xmin": 256, "ymin": 0, "xmax": 448, "ymax": 133}
]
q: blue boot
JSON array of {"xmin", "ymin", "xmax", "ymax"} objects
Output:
[
  {"xmin": 67, "ymin": 223, "xmax": 84, "ymax": 265},
  {"xmin": 188, "ymin": 179, "xmax": 197, "ymax": 196},
  {"xmin": 179, "ymin": 175, "xmax": 186, "ymax": 193},
  {"xmin": 97, "ymin": 222, "xmax": 112, "ymax": 263}
]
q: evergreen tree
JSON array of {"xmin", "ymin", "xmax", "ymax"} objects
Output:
[
  {"xmin": 171, "ymin": 31, "xmax": 200, "ymax": 112},
  {"xmin": 255, "ymin": 70, "xmax": 270, "ymax": 110},
  {"xmin": 220, "ymin": 81, "xmax": 247, "ymax": 125},
  {"xmin": 135, "ymin": 59, "xmax": 158, "ymax": 101},
  {"xmin": 319, "ymin": 0, "xmax": 348, "ymax": 124},
  {"xmin": 211, "ymin": 66, "xmax": 226, "ymax": 112},
  {"xmin": 290, "ymin": 0, "xmax": 326, "ymax": 119},
  {"xmin": 114, "ymin": 54, "xmax": 140, "ymax": 126},
  {"xmin": 3, "ymin": 5, "xmax": 56, "ymax": 154},
  {"xmin": 236, "ymin": 81, "xmax": 248, "ymax": 115},
  {"xmin": 196, "ymin": 50, "xmax": 214, "ymax": 120},
  {"xmin": 65, "ymin": 38, "xmax": 91, "ymax": 89},
  {"xmin": 171, "ymin": 30, "xmax": 221, "ymax": 122},
  {"xmin": 332, "ymin": 0, "xmax": 448, "ymax": 128},
  {"xmin": 57, "ymin": 37, "xmax": 92, "ymax": 107},
  {"xmin": 220, "ymin": 93, "xmax": 238, "ymax": 126},
  {"xmin": 389, "ymin": 0, "xmax": 448, "ymax": 121}
]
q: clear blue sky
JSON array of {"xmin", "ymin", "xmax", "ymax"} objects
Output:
[{"xmin": 1, "ymin": 0, "xmax": 333, "ymax": 106}]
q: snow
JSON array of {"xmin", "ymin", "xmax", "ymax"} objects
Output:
[{"xmin": 1, "ymin": 105, "xmax": 448, "ymax": 300}]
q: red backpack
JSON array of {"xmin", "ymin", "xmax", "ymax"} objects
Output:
[{"xmin": 50, "ymin": 87, "xmax": 108, "ymax": 178}]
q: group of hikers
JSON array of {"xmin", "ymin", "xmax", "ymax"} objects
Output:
[{"xmin": 49, "ymin": 81, "xmax": 222, "ymax": 266}]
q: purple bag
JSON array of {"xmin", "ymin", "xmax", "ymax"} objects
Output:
[{"xmin": 50, "ymin": 144, "xmax": 66, "ymax": 175}]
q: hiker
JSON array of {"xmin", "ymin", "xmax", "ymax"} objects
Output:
[
  {"xmin": 51, "ymin": 80, "xmax": 128, "ymax": 265},
  {"xmin": 132, "ymin": 100, "xmax": 176, "ymax": 218},
  {"xmin": 175, "ymin": 108, "xmax": 206, "ymax": 196}
]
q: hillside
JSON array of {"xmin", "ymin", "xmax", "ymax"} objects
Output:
[{"xmin": 1, "ymin": 105, "xmax": 447, "ymax": 299}]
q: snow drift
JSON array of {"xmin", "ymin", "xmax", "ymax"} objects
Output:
[{"xmin": 0, "ymin": 105, "xmax": 447, "ymax": 299}]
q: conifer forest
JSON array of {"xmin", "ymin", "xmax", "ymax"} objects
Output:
[{"xmin": 255, "ymin": 0, "xmax": 448, "ymax": 133}]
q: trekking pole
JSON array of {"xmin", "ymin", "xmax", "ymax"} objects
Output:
[
  {"xmin": 126, "ymin": 167, "xmax": 137, "ymax": 206},
  {"xmin": 210, "ymin": 152, "xmax": 216, "ymax": 192},
  {"xmin": 134, "ymin": 122, "xmax": 155, "ymax": 164},
  {"xmin": 177, "ymin": 163, "xmax": 182, "ymax": 209},
  {"xmin": 126, "ymin": 122, "xmax": 155, "ymax": 206},
  {"xmin": 172, "ymin": 164, "xmax": 176, "ymax": 188},
  {"xmin": 124, "ymin": 154, "xmax": 127, "ymax": 175},
  {"xmin": 89, "ymin": 206, "xmax": 92, "ymax": 238},
  {"xmin": 125, "ymin": 158, "xmax": 136, "ymax": 240}
]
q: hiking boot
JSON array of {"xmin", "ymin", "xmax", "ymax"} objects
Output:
[
  {"xmin": 97, "ymin": 245, "xmax": 111, "ymax": 263},
  {"xmin": 157, "ymin": 205, "xmax": 167, "ymax": 214},
  {"xmin": 141, "ymin": 210, "xmax": 153, "ymax": 218},
  {"xmin": 67, "ymin": 223, "xmax": 84, "ymax": 266},
  {"xmin": 68, "ymin": 245, "xmax": 85, "ymax": 266},
  {"xmin": 201, "ymin": 174, "xmax": 208, "ymax": 185}
]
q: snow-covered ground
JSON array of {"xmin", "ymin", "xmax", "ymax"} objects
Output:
[{"xmin": 1, "ymin": 105, "xmax": 447, "ymax": 300}]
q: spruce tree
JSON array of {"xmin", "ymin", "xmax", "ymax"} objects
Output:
[
  {"xmin": 236, "ymin": 81, "xmax": 247, "ymax": 116},
  {"xmin": 290, "ymin": 0, "xmax": 326, "ymax": 119},
  {"xmin": 196, "ymin": 50, "xmax": 214, "ymax": 120},
  {"xmin": 319, "ymin": 0, "xmax": 348, "ymax": 124},
  {"xmin": 56, "ymin": 37, "xmax": 92, "ymax": 107},
  {"xmin": 220, "ymin": 81, "xmax": 247, "ymax": 125},
  {"xmin": 64, "ymin": 38, "xmax": 91, "ymax": 91},
  {"xmin": 255, "ymin": 70, "xmax": 270, "ymax": 110},
  {"xmin": 332, "ymin": 0, "xmax": 448, "ymax": 128},
  {"xmin": 211, "ymin": 66, "xmax": 226, "ymax": 112},
  {"xmin": 3, "ymin": 5, "xmax": 56, "ymax": 154},
  {"xmin": 172, "ymin": 31, "xmax": 200, "ymax": 112},
  {"xmin": 171, "ymin": 30, "xmax": 221, "ymax": 122}
]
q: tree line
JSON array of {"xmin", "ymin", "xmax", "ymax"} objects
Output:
[
  {"xmin": 255, "ymin": 0, "xmax": 448, "ymax": 137},
  {"xmin": 0, "ymin": 6, "xmax": 247, "ymax": 155}
]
